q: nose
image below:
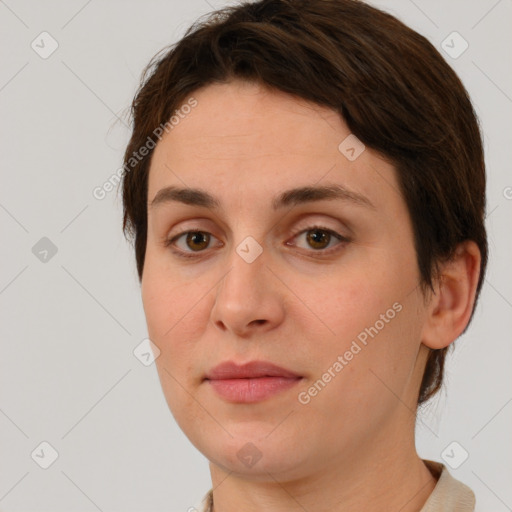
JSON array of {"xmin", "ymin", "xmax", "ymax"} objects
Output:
[{"xmin": 210, "ymin": 243, "xmax": 285, "ymax": 338}]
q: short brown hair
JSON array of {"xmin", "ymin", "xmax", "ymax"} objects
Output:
[{"xmin": 121, "ymin": 0, "xmax": 488, "ymax": 405}]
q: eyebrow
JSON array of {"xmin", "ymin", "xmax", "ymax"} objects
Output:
[{"xmin": 149, "ymin": 183, "xmax": 375, "ymax": 211}]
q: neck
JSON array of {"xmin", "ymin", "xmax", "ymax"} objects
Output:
[{"xmin": 208, "ymin": 416, "xmax": 437, "ymax": 512}]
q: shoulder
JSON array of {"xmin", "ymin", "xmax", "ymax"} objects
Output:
[{"xmin": 420, "ymin": 459, "xmax": 476, "ymax": 512}]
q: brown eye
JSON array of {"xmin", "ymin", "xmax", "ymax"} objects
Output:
[
  {"xmin": 184, "ymin": 231, "xmax": 210, "ymax": 251},
  {"xmin": 288, "ymin": 225, "xmax": 350, "ymax": 256},
  {"xmin": 306, "ymin": 229, "xmax": 331, "ymax": 250},
  {"xmin": 165, "ymin": 230, "xmax": 218, "ymax": 258}
]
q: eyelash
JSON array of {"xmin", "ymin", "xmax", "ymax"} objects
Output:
[{"xmin": 164, "ymin": 224, "xmax": 351, "ymax": 260}]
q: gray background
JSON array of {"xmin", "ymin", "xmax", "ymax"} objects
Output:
[{"xmin": 0, "ymin": 0, "xmax": 511, "ymax": 510}]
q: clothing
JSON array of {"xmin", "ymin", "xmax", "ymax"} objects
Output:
[
  {"xmin": 420, "ymin": 460, "xmax": 476, "ymax": 511},
  {"xmin": 194, "ymin": 459, "xmax": 475, "ymax": 511}
]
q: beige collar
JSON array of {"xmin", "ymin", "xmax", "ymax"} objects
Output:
[{"xmin": 420, "ymin": 459, "xmax": 475, "ymax": 511}]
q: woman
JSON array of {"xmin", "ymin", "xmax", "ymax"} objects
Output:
[{"xmin": 121, "ymin": 1, "xmax": 487, "ymax": 510}]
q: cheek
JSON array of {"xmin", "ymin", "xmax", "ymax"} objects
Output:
[
  {"xmin": 143, "ymin": 283, "xmax": 199, "ymax": 358},
  {"xmin": 297, "ymin": 301, "xmax": 422, "ymax": 444},
  {"xmin": 142, "ymin": 266, "xmax": 204, "ymax": 421},
  {"xmin": 295, "ymin": 260, "xmax": 421, "ymax": 393},
  {"xmin": 141, "ymin": 255, "xmax": 212, "ymax": 378},
  {"xmin": 142, "ymin": 247, "xmax": 193, "ymax": 337},
  {"xmin": 141, "ymin": 274, "xmax": 174, "ymax": 341},
  {"xmin": 295, "ymin": 269, "xmax": 394, "ymax": 352}
]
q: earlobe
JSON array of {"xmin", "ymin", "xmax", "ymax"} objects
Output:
[{"xmin": 421, "ymin": 241, "xmax": 481, "ymax": 350}]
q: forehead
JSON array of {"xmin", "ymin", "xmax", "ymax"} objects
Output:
[
  {"xmin": 152, "ymin": 81, "xmax": 346, "ymax": 161},
  {"xmin": 147, "ymin": 80, "xmax": 401, "ymax": 216}
]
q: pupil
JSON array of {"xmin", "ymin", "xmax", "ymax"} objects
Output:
[
  {"xmin": 308, "ymin": 229, "xmax": 329, "ymax": 249},
  {"xmin": 188, "ymin": 232, "xmax": 208, "ymax": 250}
]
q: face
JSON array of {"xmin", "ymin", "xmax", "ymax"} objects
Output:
[{"xmin": 142, "ymin": 80, "xmax": 430, "ymax": 480}]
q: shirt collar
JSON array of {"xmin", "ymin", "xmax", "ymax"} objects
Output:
[{"xmin": 420, "ymin": 459, "xmax": 475, "ymax": 511}]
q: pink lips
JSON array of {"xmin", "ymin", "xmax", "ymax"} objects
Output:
[{"xmin": 204, "ymin": 360, "xmax": 302, "ymax": 403}]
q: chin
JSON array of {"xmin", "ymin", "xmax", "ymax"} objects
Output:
[{"xmin": 198, "ymin": 432, "xmax": 310, "ymax": 479}]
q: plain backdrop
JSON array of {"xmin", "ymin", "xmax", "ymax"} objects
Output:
[{"xmin": 0, "ymin": 0, "xmax": 511, "ymax": 511}]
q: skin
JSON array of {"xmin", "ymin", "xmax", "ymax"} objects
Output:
[{"xmin": 141, "ymin": 80, "xmax": 481, "ymax": 512}]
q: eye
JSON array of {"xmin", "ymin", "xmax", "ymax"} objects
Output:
[
  {"xmin": 287, "ymin": 225, "xmax": 350, "ymax": 255},
  {"xmin": 164, "ymin": 225, "xmax": 350, "ymax": 260},
  {"xmin": 164, "ymin": 230, "xmax": 222, "ymax": 258}
]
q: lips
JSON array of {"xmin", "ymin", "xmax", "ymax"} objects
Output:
[
  {"xmin": 204, "ymin": 360, "xmax": 301, "ymax": 380},
  {"xmin": 204, "ymin": 360, "xmax": 303, "ymax": 403}
]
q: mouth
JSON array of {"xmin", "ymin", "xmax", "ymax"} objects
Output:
[{"xmin": 204, "ymin": 360, "xmax": 303, "ymax": 403}]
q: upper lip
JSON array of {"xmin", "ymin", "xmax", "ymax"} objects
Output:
[{"xmin": 204, "ymin": 360, "xmax": 302, "ymax": 380}]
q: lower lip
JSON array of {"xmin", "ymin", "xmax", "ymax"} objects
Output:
[{"xmin": 206, "ymin": 376, "xmax": 302, "ymax": 403}]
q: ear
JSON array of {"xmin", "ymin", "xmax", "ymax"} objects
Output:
[{"xmin": 421, "ymin": 240, "xmax": 482, "ymax": 350}]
